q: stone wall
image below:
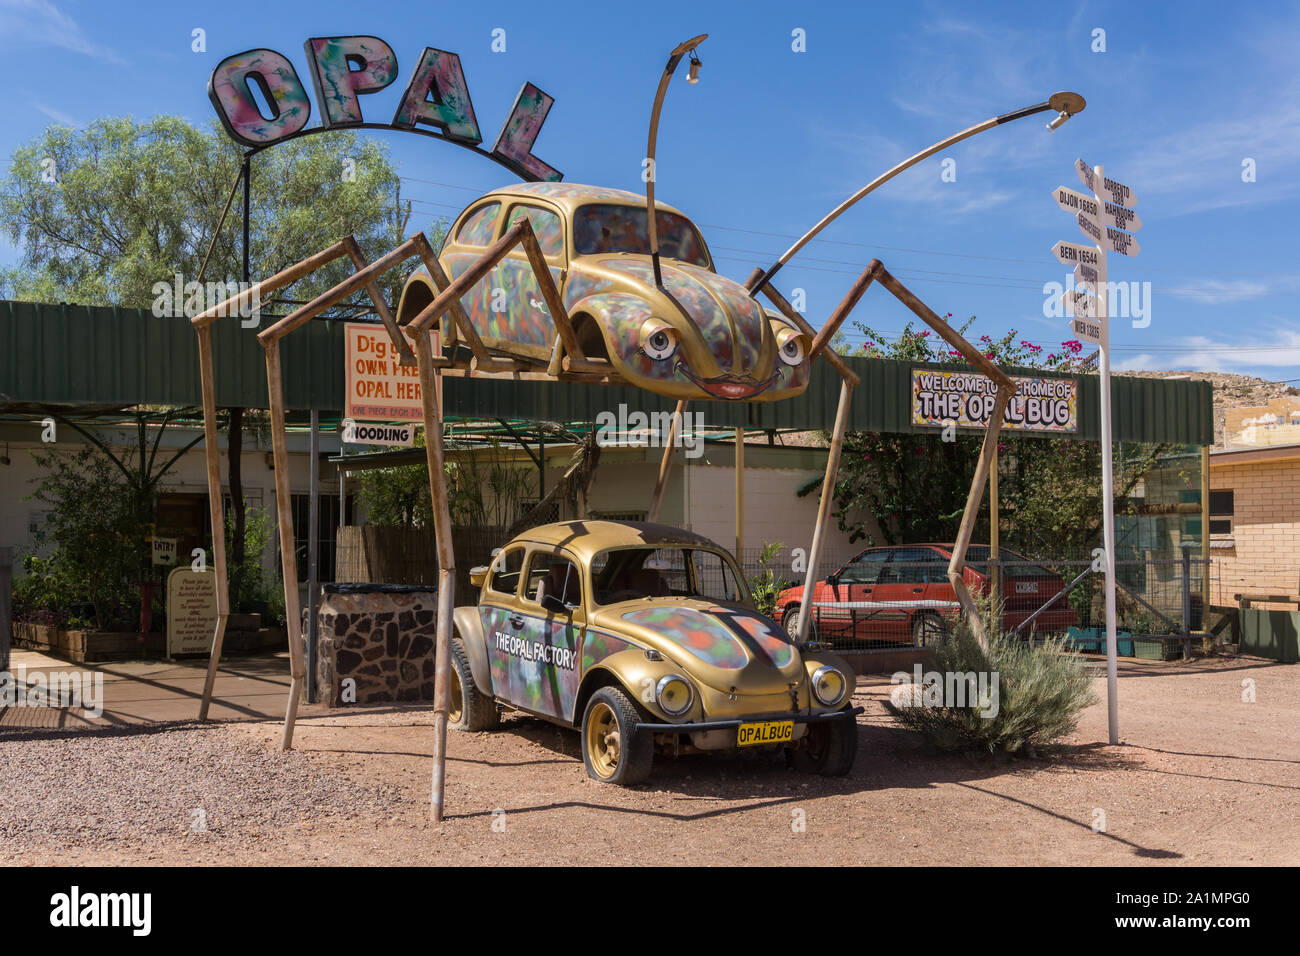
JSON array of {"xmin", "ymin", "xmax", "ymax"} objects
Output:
[{"xmin": 315, "ymin": 585, "xmax": 439, "ymax": 707}]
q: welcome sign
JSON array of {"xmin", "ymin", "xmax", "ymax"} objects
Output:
[
  {"xmin": 207, "ymin": 35, "xmax": 561, "ymax": 181},
  {"xmin": 912, "ymin": 369, "xmax": 1078, "ymax": 433}
]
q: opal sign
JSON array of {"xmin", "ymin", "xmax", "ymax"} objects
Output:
[{"xmin": 207, "ymin": 35, "xmax": 561, "ymax": 181}]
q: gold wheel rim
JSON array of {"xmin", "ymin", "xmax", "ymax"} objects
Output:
[
  {"xmin": 448, "ymin": 667, "xmax": 464, "ymax": 724},
  {"xmin": 585, "ymin": 701, "xmax": 621, "ymax": 778}
]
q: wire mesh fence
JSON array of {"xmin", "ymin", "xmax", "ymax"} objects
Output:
[{"xmin": 736, "ymin": 542, "xmax": 1218, "ymax": 656}]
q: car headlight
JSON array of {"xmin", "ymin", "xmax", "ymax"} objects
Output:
[
  {"xmin": 639, "ymin": 317, "xmax": 679, "ymax": 360},
  {"xmin": 656, "ymin": 674, "xmax": 693, "ymax": 715},
  {"xmin": 770, "ymin": 322, "xmax": 808, "ymax": 366},
  {"xmin": 811, "ymin": 665, "xmax": 847, "ymax": 706}
]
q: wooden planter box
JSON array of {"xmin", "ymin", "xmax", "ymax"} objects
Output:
[{"xmin": 13, "ymin": 622, "xmax": 165, "ymax": 663}]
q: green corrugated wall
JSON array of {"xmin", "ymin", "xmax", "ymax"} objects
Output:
[{"xmin": 0, "ymin": 300, "xmax": 1213, "ymax": 444}]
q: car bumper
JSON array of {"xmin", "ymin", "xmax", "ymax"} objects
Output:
[{"xmin": 639, "ymin": 706, "xmax": 863, "ymax": 750}]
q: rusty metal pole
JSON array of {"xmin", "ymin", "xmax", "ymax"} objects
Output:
[
  {"xmin": 797, "ymin": 379, "xmax": 853, "ymax": 644},
  {"xmin": 415, "ymin": 333, "xmax": 455, "ymax": 821}
]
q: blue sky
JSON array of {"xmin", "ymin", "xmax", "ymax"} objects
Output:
[{"xmin": 1, "ymin": 0, "xmax": 1297, "ymax": 380}]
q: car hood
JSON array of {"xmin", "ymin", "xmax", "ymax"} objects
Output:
[{"xmin": 590, "ymin": 598, "xmax": 805, "ymax": 695}]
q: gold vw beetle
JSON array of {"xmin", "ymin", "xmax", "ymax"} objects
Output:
[
  {"xmin": 449, "ymin": 520, "xmax": 860, "ymax": 784},
  {"xmin": 396, "ymin": 182, "xmax": 812, "ymax": 402}
]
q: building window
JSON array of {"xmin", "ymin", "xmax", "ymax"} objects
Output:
[{"xmin": 1208, "ymin": 489, "xmax": 1233, "ymax": 536}]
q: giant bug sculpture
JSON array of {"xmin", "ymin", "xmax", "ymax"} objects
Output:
[{"xmin": 190, "ymin": 31, "xmax": 1084, "ymax": 820}]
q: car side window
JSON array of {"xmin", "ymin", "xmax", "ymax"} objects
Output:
[
  {"xmin": 488, "ymin": 547, "xmax": 524, "ymax": 597},
  {"xmin": 837, "ymin": 549, "xmax": 889, "ymax": 585},
  {"xmin": 524, "ymin": 552, "xmax": 582, "ymax": 610},
  {"xmin": 508, "ymin": 203, "xmax": 563, "ymax": 258},
  {"xmin": 890, "ymin": 547, "xmax": 943, "ymax": 584},
  {"xmin": 456, "ymin": 202, "xmax": 501, "ymax": 247}
]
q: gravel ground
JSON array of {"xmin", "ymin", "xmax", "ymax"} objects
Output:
[
  {"xmin": 1, "ymin": 656, "xmax": 1296, "ymax": 866},
  {"xmin": 0, "ymin": 721, "xmax": 409, "ymax": 858}
]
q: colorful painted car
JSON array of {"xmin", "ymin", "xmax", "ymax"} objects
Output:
[
  {"xmin": 448, "ymin": 520, "xmax": 860, "ymax": 785},
  {"xmin": 396, "ymin": 182, "xmax": 812, "ymax": 401},
  {"xmin": 775, "ymin": 543, "xmax": 1077, "ymax": 646}
]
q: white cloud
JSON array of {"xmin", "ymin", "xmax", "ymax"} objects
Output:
[
  {"xmin": 0, "ymin": 0, "xmax": 125, "ymax": 66},
  {"xmin": 33, "ymin": 101, "xmax": 79, "ymax": 126}
]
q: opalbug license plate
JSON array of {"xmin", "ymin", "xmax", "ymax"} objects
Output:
[{"xmin": 737, "ymin": 720, "xmax": 794, "ymax": 747}]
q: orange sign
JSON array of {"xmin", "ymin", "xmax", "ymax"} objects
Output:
[{"xmin": 344, "ymin": 323, "xmax": 440, "ymax": 421}]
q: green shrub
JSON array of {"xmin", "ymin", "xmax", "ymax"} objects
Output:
[
  {"xmin": 890, "ymin": 615, "xmax": 1096, "ymax": 754},
  {"xmin": 746, "ymin": 542, "xmax": 792, "ymax": 620}
]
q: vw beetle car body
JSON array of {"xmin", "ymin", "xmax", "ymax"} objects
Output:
[
  {"xmin": 449, "ymin": 520, "xmax": 860, "ymax": 784},
  {"xmin": 396, "ymin": 182, "xmax": 812, "ymax": 402}
]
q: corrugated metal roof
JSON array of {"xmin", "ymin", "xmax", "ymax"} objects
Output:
[{"xmin": 0, "ymin": 300, "xmax": 1213, "ymax": 444}]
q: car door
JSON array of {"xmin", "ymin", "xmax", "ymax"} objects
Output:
[
  {"xmin": 490, "ymin": 200, "xmax": 567, "ymax": 360},
  {"xmin": 479, "ymin": 545, "xmax": 527, "ymax": 699},
  {"xmin": 886, "ymin": 546, "xmax": 948, "ymax": 641},
  {"xmin": 831, "ymin": 548, "xmax": 890, "ymax": 643},
  {"xmin": 508, "ymin": 548, "xmax": 586, "ymax": 720}
]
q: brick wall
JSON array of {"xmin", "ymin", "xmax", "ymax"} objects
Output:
[{"xmin": 1210, "ymin": 458, "xmax": 1300, "ymax": 602}]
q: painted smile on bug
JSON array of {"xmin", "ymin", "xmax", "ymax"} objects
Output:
[{"xmin": 675, "ymin": 362, "xmax": 778, "ymax": 400}]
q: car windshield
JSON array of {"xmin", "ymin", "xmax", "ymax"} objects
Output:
[
  {"xmin": 590, "ymin": 546, "xmax": 748, "ymax": 605},
  {"xmin": 573, "ymin": 204, "xmax": 709, "ymax": 267}
]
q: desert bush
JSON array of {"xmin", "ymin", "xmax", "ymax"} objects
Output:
[
  {"xmin": 890, "ymin": 612, "xmax": 1096, "ymax": 754},
  {"xmin": 746, "ymin": 542, "xmax": 792, "ymax": 620}
]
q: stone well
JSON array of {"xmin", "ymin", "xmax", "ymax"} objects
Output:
[{"xmin": 314, "ymin": 584, "xmax": 439, "ymax": 707}]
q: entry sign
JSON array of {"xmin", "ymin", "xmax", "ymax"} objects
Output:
[{"xmin": 151, "ymin": 537, "xmax": 178, "ymax": 567}]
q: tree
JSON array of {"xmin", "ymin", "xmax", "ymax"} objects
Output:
[
  {"xmin": 1, "ymin": 116, "xmax": 440, "ymax": 592},
  {"xmin": 26, "ymin": 410, "xmax": 203, "ymax": 629}
]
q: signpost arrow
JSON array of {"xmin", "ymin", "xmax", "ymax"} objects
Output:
[
  {"xmin": 1062, "ymin": 288, "xmax": 1101, "ymax": 318},
  {"xmin": 1103, "ymin": 226, "xmax": 1141, "ymax": 257},
  {"xmin": 1067, "ymin": 313, "xmax": 1104, "ymax": 345},
  {"xmin": 1052, "ymin": 240, "xmax": 1102, "ymax": 268},
  {"xmin": 1077, "ymin": 158, "xmax": 1138, "ymax": 207},
  {"xmin": 1074, "ymin": 262, "xmax": 1101, "ymax": 289},
  {"xmin": 1053, "ymin": 185, "xmax": 1101, "ymax": 221},
  {"xmin": 1102, "ymin": 200, "xmax": 1142, "ymax": 233},
  {"xmin": 1076, "ymin": 211, "xmax": 1104, "ymax": 245}
]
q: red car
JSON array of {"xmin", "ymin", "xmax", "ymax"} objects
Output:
[{"xmin": 775, "ymin": 544, "xmax": 1076, "ymax": 646}]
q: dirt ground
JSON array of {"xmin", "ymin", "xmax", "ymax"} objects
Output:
[{"xmin": 2, "ymin": 655, "xmax": 1295, "ymax": 866}]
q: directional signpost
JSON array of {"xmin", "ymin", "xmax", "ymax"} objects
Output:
[{"xmin": 1052, "ymin": 160, "xmax": 1142, "ymax": 746}]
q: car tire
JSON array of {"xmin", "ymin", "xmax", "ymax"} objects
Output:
[
  {"xmin": 782, "ymin": 605, "xmax": 817, "ymax": 642},
  {"xmin": 911, "ymin": 611, "xmax": 946, "ymax": 648},
  {"xmin": 788, "ymin": 710, "xmax": 857, "ymax": 776},
  {"xmin": 448, "ymin": 638, "xmax": 500, "ymax": 732},
  {"xmin": 581, "ymin": 686, "xmax": 653, "ymax": 786}
]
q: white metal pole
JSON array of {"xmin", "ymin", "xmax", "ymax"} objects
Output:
[{"xmin": 1092, "ymin": 163, "xmax": 1120, "ymax": 745}]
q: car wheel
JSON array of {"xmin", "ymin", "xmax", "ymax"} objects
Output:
[
  {"xmin": 911, "ymin": 611, "xmax": 946, "ymax": 648},
  {"xmin": 787, "ymin": 710, "xmax": 857, "ymax": 776},
  {"xmin": 581, "ymin": 686, "xmax": 653, "ymax": 786},
  {"xmin": 782, "ymin": 605, "xmax": 817, "ymax": 642},
  {"xmin": 448, "ymin": 638, "xmax": 500, "ymax": 732}
]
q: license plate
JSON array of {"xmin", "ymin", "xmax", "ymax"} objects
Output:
[
  {"xmin": 737, "ymin": 720, "xmax": 794, "ymax": 747},
  {"xmin": 1015, "ymin": 581, "xmax": 1038, "ymax": 594}
]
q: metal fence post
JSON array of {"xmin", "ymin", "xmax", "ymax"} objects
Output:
[
  {"xmin": 1181, "ymin": 544, "xmax": 1192, "ymax": 661},
  {"xmin": 0, "ymin": 546, "xmax": 12, "ymax": 673}
]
